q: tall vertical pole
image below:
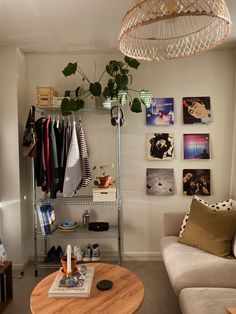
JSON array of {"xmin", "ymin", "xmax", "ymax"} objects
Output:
[{"xmin": 116, "ymin": 105, "xmax": 122, "ymax": 265}]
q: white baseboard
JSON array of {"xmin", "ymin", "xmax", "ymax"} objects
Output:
[
  {"xmin": 122, "ymin": 252, "xmax": 163, "ymax": 261},
  {"xmin": 12, "ymin": 256, "xmax": 30, "ymax": 270}
]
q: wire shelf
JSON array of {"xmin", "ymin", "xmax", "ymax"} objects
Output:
[
  {"xmin": 36, "ymin": 196, "xmax": 118, "ymax": 206},
  {"xmin": 35, "ymin": 225, "xmax": 118, "ymax": 240}
]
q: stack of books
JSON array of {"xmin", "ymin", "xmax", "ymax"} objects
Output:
[
  {"xmin": 37, "ymin": 204, "xmax": 56, "ymax": 235},
  {"xmin": 48, "ymin": 267, "xmax": 95, "ymax": 298}
]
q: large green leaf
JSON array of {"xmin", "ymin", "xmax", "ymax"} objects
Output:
[
  {"xmin": 130, "ymin": 98, "xmax": 142, "ymax": 113},
  {"xmin": 61, "ymin": 98, "xmax": 72, "ymax": 116},
  {"xmin": 115, "ymin": 74, "xmax": 128, "ymax": 89},
  {"xmin": 60, "ymin": 98, "xmax": 84, "ymax": 116},
  {"xmin": 89, "ymin": 82, "xmax": 102, "ymax": 96},
  {"xmin": 124, "ymin": 56, "xmax": 140, "ymax": 69},
  {"xmin": 62, "ymin": 62, "xmax": 77, "ymax": 77},
  {"xmin": 106, "ymin": 64, "xmax": 113, "ymax": 76},
  {"xmin": 75, "ymin": 99, "xmax": 85, "ymax": 110},
  {"xmin": 139, "ymin": 90, "xmax": 152, "ymax": 106}
]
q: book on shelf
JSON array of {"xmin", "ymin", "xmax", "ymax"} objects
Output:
[
  {"xmin": 48, "ymin": 267, "xmax": 95, "ymax": 298},
  {"xmin": 36, "ymin": 204, "xmax": 45, "ymax": 236},
  {"xmin": 37, "ymin": 203, "xmax": 56, "ymax": 235}
]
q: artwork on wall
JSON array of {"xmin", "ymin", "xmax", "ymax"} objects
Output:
[
  {"xmin": 183, "ymin": 169, "xmax": 210, "ymax": 196},
  {"xmin": 146, "ymin": 98, "xmax": 174, "ymax": 125},
  {"xmin": 183, "ymin": 134, "xmax": 210, "ymax": 160},
  {"xmin": 146, "ymin": 168, "xmax": 175, "ymax": 196},
  {"xmin": 183, "ymin": 96, "xmax": 211, "ymax": 124},
  {"xmin": 146, "ymin": 133, "xmax": 174, "ymax": 160}
]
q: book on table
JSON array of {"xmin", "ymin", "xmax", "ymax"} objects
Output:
[{"xmin": 48, "ymin": 267, "xmax": 95, "ymax": 298}]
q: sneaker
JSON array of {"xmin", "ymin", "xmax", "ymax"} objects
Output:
[
  {"xmin": 73, "ymin": 245, "xmax": 83, "ymax": 262},
  {"xmin": 83, "ymin": 245, "xmax": 92, "ymax": 262},
  {"xmin": 44, "ymin": 246, "xmax": 56, "ymax": 263},
  {"xmin": 54, "ymin": 246, "xmax": 63, "ymax": 263},
  {"xmin": 91, "ymin": 243, "xmax": 101, "ymax": 261}
]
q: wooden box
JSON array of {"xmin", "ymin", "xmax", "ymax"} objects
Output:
[
  {"xmin": 93, "ymin": 188, "xmax": 116, "ymax": 202},
  {"xmin": 36, "ymin": 86, "xmax": 58, "ymax": 97}
]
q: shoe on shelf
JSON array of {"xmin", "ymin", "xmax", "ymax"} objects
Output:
[
  {"xmin": 83, "ymin": 244, "xmax": 92, "ymax": 262},
  {"xmin": 54, "ymin": 245, "xmax": 64, "ymax": 263},
  {"xmin": 74, "ymin": 245, "xmax": 83, "ymax": 262},
  {"xmin": 91, "ymin": 243, "xmax": 101, "ymax": 262},
  {"xmin": 44, "ymin": 246, "xmax": 56, "ymax": 263}
]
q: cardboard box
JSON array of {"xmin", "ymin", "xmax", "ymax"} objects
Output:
[{"xmin": 92, "ymin": 188, "xmax": 116, "ymax": 202}]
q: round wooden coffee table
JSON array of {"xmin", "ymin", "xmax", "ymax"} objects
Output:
[{"xmin": 30, "ymin": 263, "xmax": 144, "ymax": 314}]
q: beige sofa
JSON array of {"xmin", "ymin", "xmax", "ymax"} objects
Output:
[{"xmin": 161, "ymin": 212, "xmax": 236, "ymax": 314}]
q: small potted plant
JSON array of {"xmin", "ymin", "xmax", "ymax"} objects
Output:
[{"xmin": 93, "ymin": 163, "xmax": 116, "ymax": 189}]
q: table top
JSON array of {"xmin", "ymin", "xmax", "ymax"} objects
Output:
[{"xmin": 30, "ymin": 263, "xmax": 144, "ymax": 314}]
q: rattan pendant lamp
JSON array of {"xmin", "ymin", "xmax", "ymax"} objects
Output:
[{"xmin": 118, "ymin": 0, "xmax": 232, "ymax": 61}]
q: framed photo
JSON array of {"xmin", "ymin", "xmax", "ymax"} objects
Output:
[
  {"xmin": 183, "ymin": 134, "xmax": 210, "ymax": 160},
  {"xmin": 146, "ymin": 168, "xmax": 175, "ymax": 196},
  {"xmin": 146, "ymin": 98, "xmax": 174, "ymax": 125},
  {"xmin": 183, "ymin": 169, "xmax": 210, "ymax": 196},
  {"xmin": 146, "ymin": 133, "xmax": 174, "ymax": 160},
  {"xmin": 183, "ymin": 97, "xmax": 211, "ymax": 124}
]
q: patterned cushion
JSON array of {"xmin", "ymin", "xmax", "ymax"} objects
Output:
[{"xmin": 179, "ymin": 196, "xmax": 233, "ymax": 237}]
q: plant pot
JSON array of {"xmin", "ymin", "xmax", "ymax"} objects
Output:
[
  {"xmin": 99, "ymin": 176, "xmax": 112, "ymax": 188},
  {"xmin": 61, "ymin": 255, "xmax": 77, "ymax": 276}
]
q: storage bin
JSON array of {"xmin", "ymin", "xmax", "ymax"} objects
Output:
[{"xmin": 93, "ymin": 188, "xmax": 116, "ymax": 202}]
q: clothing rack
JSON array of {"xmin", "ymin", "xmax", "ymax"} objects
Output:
[{"xmin": 32, "ymin": 106, "xmax": 122, "ymax": 276}]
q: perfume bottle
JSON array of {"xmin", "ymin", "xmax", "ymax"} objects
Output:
[{"xmin": 82, "ymin": 210, "xmax": 90, "ymax": 228}]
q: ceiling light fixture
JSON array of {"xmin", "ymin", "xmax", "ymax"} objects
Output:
[{"xmin": 118, "ymin": 0, "xmax": 232, "ymax": 61}]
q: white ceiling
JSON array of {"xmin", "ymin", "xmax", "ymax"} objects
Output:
[{"xmin": 0, "ymin": 0, "xmax": 235, "ymax": 54}]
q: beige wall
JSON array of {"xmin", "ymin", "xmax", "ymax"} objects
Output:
[
  {"xmin": 25, "ymin": 50, "xmax": 235, "ymax": 260},
  {"xmin": 0, "ymin": 47, "xmax": 22, "ymax": 265}
]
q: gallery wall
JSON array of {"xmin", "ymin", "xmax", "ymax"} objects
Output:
[{"xmin": 25, "ymin": 50, "xmax": 235, "ymax": 259}]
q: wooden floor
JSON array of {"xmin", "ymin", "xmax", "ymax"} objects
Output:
[{"xmin": 3, "ymin": 261, "xmax": 181, "ymax": 314}]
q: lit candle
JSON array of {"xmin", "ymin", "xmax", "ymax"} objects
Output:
[{"xmin": 66, "ymin": 244, "xmax": 71, "ymax": 274}]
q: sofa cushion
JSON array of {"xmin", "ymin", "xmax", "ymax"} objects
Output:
[
  {"xmin": 178, "ymin": 198, "xmax": 236, "ymax": 257},
  {"xmin": 161, "ymin": 236, "xmax": 236, "ymax": 294},
  {"xmin": 179, "ymin": 196, "xmax": 233, "ymax": 237},
  {"xmin": 179, "ymin": 287, "xmax": 236, "ymax": 314}
]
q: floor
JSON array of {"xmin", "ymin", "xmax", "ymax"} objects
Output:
[{"xmin": 3, "ymin": 261, "xmax": 181, "ymax": 314}]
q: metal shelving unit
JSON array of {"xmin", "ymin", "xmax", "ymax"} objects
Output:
[{"xmin": 33, "ymin": 106, "xmax": 122, "ymax": 277}]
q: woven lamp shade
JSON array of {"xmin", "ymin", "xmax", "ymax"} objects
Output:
[{"xmin": 118, "ymin": 0, "xmax": 232, "ymax": 61}]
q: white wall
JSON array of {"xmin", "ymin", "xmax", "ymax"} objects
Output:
[
  {"xmin": 230, "ymin": 49, "xmax": 236, "ymax": 199},
  {"xmin": 0, "ymin": 47, "xmax": 22, "ymax": 265},
  {"xmin": 25, "ymin": 50, "xmax": 235, "ymax": 259}
]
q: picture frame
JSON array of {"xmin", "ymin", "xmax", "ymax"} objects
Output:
[
  {"xmin": 183, "ymin": 134, "xmax": 210, "ymax": 160},
  {"xmin": 183, "ymin": 97, "xmax": 211, "ymax": 124},
  {"xmin": 146, "ymin": 168, "xmax": 175, "ymax": 196},
  {"xmin": 146, "ymin": 98, "xmax": 174, "ymax": 125},
  {"xmin": 146, "ymin": 133, "xmax": 174, "ymax": 160}
]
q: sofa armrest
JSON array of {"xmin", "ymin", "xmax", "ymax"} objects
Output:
[{"xmin": 163, "ymin": 212, "xmax": 186, "ymax": 236}]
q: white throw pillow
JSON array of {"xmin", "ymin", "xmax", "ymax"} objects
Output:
[{"xmin": 179, "ymin": 196, "xmax": 233, "ymax": 237}]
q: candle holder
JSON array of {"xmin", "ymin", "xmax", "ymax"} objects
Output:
[
  {"xmin": 59, "ymin": 273, "xmax": 78, "ymax": 287},
  {"xmin": 60, "ymin": 255, "xmax": 77, "ymax": 277}
]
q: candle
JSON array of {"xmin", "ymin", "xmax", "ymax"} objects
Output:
[{"xmin": 66, "ymin": 244, "xmax": 71, "ymax": 274}]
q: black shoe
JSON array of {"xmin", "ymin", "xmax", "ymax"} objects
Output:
[
  {"xmin": 45, "ymin": 246, "xmax": 56, "ymax": 263},
  {"xmin": 54, "ymin": 246, "xmax": 63, "ymax": 263}
]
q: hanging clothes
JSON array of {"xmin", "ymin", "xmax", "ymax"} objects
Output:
[
  {"xmin": 50, "ymin": 119, "xmax": 60, "ymax": 199},
  {"xmin": 34, "ymin": 117, "xmax": 47, "ymax": 188},
  {"xmin": 76, "ymin": 120, "xmax": 91, "ymax": 188},
  {"xmin": 63, "ymin": 120, "xmax": 82, "ymax": 197},
  {"xmin": 43, "ymin": 118, "xmax": 52, "ymax": 193},
  {"xmin": 59, "ymin": 120, "xmax": 72, "ymax": 193}
]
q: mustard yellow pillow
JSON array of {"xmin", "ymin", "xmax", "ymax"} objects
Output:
[{"xmin": 178, "ymin": 198, "xmax": 236, "ymax": 257}]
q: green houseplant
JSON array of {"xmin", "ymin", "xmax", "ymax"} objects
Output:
[
  {"xmin": 60, "ymin": 57, "xmax": 151, "ymax": 116},
  {"xmin": 93, "ymin": 163, "xmax": 116, "ymax": 189}
]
